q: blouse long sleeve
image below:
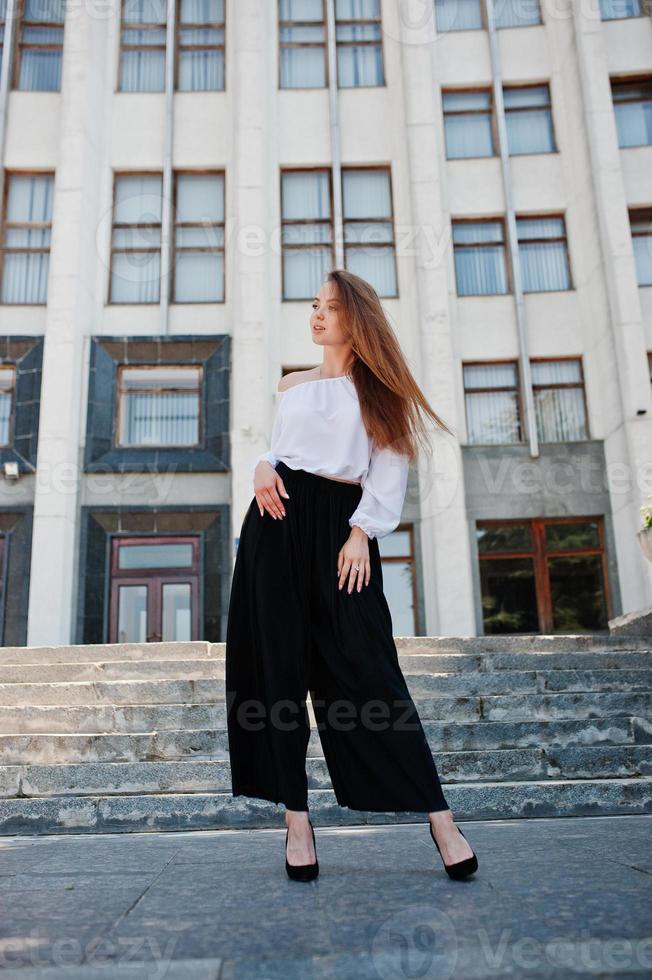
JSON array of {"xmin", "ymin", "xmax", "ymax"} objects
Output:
[
  {"xmin": 251, "ymin": 395, "xmax": 283, "ymax": 481},
  {"xmin": 348, "ymin": 441, "xmax": 410, "ymax": 540}
]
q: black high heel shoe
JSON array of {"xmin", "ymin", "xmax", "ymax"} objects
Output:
[
  {"xmin": 285, "ymin": 818, "xmax": 319, "ymax": 881},
  {"xmin": 429, "ymin": 822, "xmax": 478, "ymax": 879}
]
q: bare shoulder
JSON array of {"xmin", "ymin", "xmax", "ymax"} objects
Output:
[{"xmin": 277, "ymin": 368, "xmax": 320, "ymax": 393}]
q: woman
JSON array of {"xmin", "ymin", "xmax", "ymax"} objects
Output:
[{"xmin": 225, "ymin": 268, "xmax": 478, "ymax": 882}]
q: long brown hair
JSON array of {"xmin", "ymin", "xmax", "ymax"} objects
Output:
[{"xmin": 325, "ymin": 268, "xmax": 455, "ymax": 462}]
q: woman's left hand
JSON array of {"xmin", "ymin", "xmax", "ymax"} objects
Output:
[{"xmin": 337, "ymin": 527, "xmax": 371, "ymax": 593}]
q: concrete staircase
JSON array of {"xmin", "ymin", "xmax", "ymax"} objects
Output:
[{"xmin": 0, "ymin": 635, "xmax": 651, "ymax": 835}]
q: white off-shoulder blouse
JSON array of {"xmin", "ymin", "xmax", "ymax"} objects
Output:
[{"xmin": 251, "ymin": 374, "xmax": 409, "ymax": 540}]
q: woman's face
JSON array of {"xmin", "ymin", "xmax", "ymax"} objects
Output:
[{"xmin": 310, "ymin": 283, "xmax": 347, "ymax": 347}]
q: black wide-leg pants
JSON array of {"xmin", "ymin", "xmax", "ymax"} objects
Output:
[{"xmin": 225, "ymin": 460, "xmax": 451, "ymax": 814}]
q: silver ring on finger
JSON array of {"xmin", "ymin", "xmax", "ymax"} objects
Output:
[{"xmin": 354, "ymin": 564, "xmax": 360, "ymax": 570}]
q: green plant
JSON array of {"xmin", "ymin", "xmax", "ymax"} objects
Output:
[{"xmin": 641, "ymin": 494, "xmax": 652, "ymax": 530}]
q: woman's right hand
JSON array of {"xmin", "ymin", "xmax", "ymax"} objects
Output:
[{"xmin": 254, "ymin": 461, "xmax": 290, "ymax": 519}]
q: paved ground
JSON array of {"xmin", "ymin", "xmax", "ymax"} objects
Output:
[{"xmin": 0, "ymin": 814, "xmax": 650, "ymax": 979}]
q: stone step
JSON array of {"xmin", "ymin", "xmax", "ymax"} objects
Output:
[
  {"xmin": 408, "ymin": 668, "xmax": 652, "ymax": 696},
  {"xmin": 1, "ymin": 777, "xmax": 650, "ymax": 835},
  {"xmin": 1, "ymin": 690, "xmax": 650, "ymax": 734},
  {"xmin": 0, "ymin": 641, "xmax": 216, "ymax": 666},
  {"xmin": 1, "ymin": 635, "xmax": 649, "ymax": 835},
  {"xmin": 475, "ymin": 651, "xmax": 652, "ymax": 671},
  {"xmin": 1, "ymin": 650, "xmax": 651, "ymax": 683},
  {"xmin": 0, "ymin": 654, "xmax": 479, "ymax": 683},
  {"xmin": 2, "ymin": 667, "xmax": 651, "ymax": 707},
  {"xmin": 2, "ymin": 716, "xmax": 647, "ymax": 765},
  {"xmin": 2, "ymin": 743, "xmax": 651, "ymax": 799},
  {"xmin": 1, "ymin": 633, "xmax": 650, "ymax": 666}
]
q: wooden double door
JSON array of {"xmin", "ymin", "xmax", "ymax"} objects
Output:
[{"xmin": 108, "ymin": 536, "xmax": 200, "ymax": 643}]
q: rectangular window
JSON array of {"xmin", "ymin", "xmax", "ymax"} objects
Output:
[
  {"xmin": 531, "ymin": 358, "xmax": 588, "ymax": 442},
  {"xmin": 463, "ymin": 361, "xmax": 521, "ymax": 444},
  {"xmin": 494, "ymin": 0, "xmax": 541, "ymax": 27},
  {"xmin": 378, "ymin": 527, "xmax": 417, "ymax": 635},
  {"xmin": 342, "ymin": 167, "xmax": 397, "ymax": 297},
  {"xmin": 464, "ymin": 358, "xmax": 588, "ymax": 445},
  {"xmin": 630, "ymin": 208, "xmax": 652, "ymax": 286},
  {"xmin": 517, "ymin": 215, "xmax": 571, "ymax": 292},
  {"xmin": 279, "ymin": 0, "xmax": 326, "ymax": 88},
  {"xmin": 435, "ymin": 0, "xmax": 482, "ymax": 32},
  {"xmin": 452, "ymin": 219, "xmax": 508, "ymax": 295},
  {"xmin": 611, "ymin": 78, "xmax": 652, "ymax": 148},
  {"xmin": 335, "ymin": 0, "xmax": 384, "ymax": 87},
  {"xmin": 477, "ymin": 517, "xmax": 610, "ymax": 634},
  {"xmin": 118, "ymin": 541, "xmax": 195, "ymax": 569},
  {"xmin": 279, "ymin": 0, "xmax": 384, "ymax": 89},
  {"xmin": 119, "ymin": 0, "xmax": 167, "ymax": 92},
  {"xmin": 177, "ymin": 0, "xmax": 225, "ymax": 91},
  {"xmin": 477, "ymin": 521, "xmax": 539, "ymax": 633},
  {"xmin": 0, "ymin": 173, "xmax": 54, "ymax": 304},
  {"xmin": 110, "ymin": 173, "xmax": 162, "ymax": 304},
  {"xmin": 600, "ymin": 0, "xmax": 648, "ymax": 19},
  {"xmin": 442, "ymin": 90, "xmax": 494, "ymax": 159},
  {"xmin": 116, "ymin": 365, "xmax": 202, "ymax": 447},
  {"xmin": 504, "ymin": 84, "xmax": 555, "ymax": 155},
  {"xmin": 0, "ymin": 365, "xmax": 15, "ymax": 446},
  {"xmin": 14, "ymin": 0, "xmax": 65, "ymax": 91},
  {"xmin": 173, "ymin": 172, "xmax": 225, "ymax": 302},
  {"xmin": 281, "ymin": 169, "xmax": 333, "ymax": 300}
]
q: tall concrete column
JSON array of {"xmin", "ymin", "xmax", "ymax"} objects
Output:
[
  {"xmin": 26, "ymin": 8, "xmax": 107, "ymax": 645},
  {"xmin": 230, "ymin": 0, "xmax": 276, "ymax": 554},
  {"xmin": 397, "ymin": 3, "xmax": 476, "ymax": 635},
  {"xmin": 570, "ymin": 9, "xmax": 652, "ymax": 609}
]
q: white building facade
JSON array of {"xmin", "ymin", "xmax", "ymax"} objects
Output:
[{"xmin": 0, "ymin": 0, "xmax": 650, "ymax": 647}]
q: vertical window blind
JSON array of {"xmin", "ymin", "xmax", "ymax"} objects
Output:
[
  {"xmin": 119, "ymin": 0, "xmax": 167, "ymax": 92},
  {"xmin": 342, "ymin": 168, "xmax": 397, "ymax": 297},
  {"xmin": 336, "ymin": 0, "xmax": 384, "ymax": 87},
  {"xmin": 177, "ymin": 0, "xmax": 225, "ymax": 91},
  {"xmin": 281, "ymin": 170, "xmax": 333, "ymax": 299},
  {"xmin": 443, "ymin": 90, "xmax": 494, "ymax": 159},
  {"xmin": 111, "ymin": 174, "xmax": 163, "ymax": 304},
  {"xmin": 279, "ymin": 0, "xmax": 326, "ymax": 88},
  {"xmin": 453, "ymin": 220, "xmax": 508, "ymax": 295},
  {"xmin": 531, "ymin": 359, "xmax": 587, "ymax": 442},
  {"xmin": 16, "ymin": 0, "xmax": 65, "ymax": 92},
  {"xmin": 463, "ymin": 362, "xmax": 521, "ymax": 444},
  {"xmin": 1, "ymin": 173, "xmax": 54, "ymax": 305},
  {"xmin": 517, "ymin": 216, "xmax": 570, "ymax": 292},
  {"xmin": 118, "ymin": 366, "xmax": 202, "ymax": 447},
  {"xmin": 504, "ymin": 85, "xmax": 555, "ymax": 155},
  {"xmin": 173, "ymin": 173, "xmax": 225, "ymax": 302}
]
